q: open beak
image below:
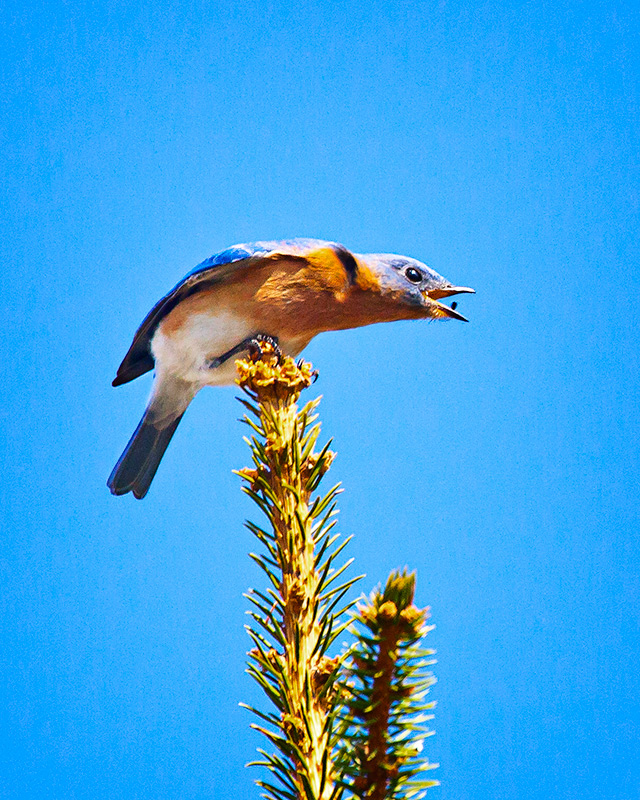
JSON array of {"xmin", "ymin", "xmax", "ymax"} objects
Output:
[
  {"xmin": 427, "ymin": 286, "xmax": 476, "ymax": 300},
  {"xmin": 424, "ymin": 285, "xmax": 475, "ymax": 321}
]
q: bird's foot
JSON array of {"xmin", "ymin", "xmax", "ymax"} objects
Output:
[
  {"xmin": 297, "ymin": 358, "xmax": 318, "ymax": 383},
  {"xmin": 248, "ymin": 334, "xmax": 282, "ymax": 363},
  {"xmin": 207, "ymin": 334, "xmax": 281, "ymax": 369}
]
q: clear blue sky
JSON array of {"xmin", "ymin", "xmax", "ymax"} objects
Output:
[{"xmin": 1, "ymin": 1, "xmax": 638, "ymax": 798}]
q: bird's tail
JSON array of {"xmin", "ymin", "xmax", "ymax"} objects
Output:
[{"xmin": 108, "ymin": 377, "xmax": 194, "ymax": 499}]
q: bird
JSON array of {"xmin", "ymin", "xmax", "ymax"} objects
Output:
[{"xmin": 108, "ymin": 238, "xmax": 474, "ymax": 498}]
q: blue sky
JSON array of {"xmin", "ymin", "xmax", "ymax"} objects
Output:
[{"xmin": 1, "ymin": 1, "xmax": 638, "ymax": 798}]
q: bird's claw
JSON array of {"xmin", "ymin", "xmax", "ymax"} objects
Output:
[
  {"xmin": 296, "ymin": 358, "xmax": 318, "ymax": 382},
  {"xmin": 249, "ymin": 334, "xmax": 282, "ymax": 363}
]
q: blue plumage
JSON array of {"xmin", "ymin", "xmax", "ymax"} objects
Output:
[{"xmin": 186, "ymin": 239, "xmax": 333, "ymax": 278}]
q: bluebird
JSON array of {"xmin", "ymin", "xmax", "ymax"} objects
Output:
[{"xmin": 108, "ymin": 239, "xmax": 474, "ymax": 498}]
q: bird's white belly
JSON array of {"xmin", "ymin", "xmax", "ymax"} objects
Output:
[{"xmin": 151, "ymin": 311, "xmax": 253, "ymax": 387}]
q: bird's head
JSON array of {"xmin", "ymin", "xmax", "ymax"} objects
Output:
[{"xmin": 357, "ymin": 253, "xmax": 475, "ymax": 321}]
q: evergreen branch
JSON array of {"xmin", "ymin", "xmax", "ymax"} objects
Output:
[
  {"xmin": 236, "ymin": 345, "xmax": 359, "ymax": 800},
  {"xmin": 333, "ymin": 570, "xmax": 439, "ymax": 799}
]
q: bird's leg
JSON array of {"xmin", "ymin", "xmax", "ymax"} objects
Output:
[{"xmin": 206, "ymin": 334, "xmax": 281, "ymax": 369}]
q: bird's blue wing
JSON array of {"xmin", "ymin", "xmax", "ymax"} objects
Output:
[
  {"xmin": 184, "ymin": 239, "xmax": 329, "ymax": 279},
  {"xmin": 112, "ymin": 239, "xmax": 333, "ymax": 386}
]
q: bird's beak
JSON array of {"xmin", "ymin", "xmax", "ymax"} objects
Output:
[
  {"xmin": 427, "ymin": 286, "xmax": 476, "ymax": 300},
  {"xmin": 423, "ymin": 286, "xmax": 475, "ymax": 321}
]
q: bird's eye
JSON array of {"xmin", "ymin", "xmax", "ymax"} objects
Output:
[{"xmin": 405, "ymin": 267, "xmax": 423, "ymax": 284}]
